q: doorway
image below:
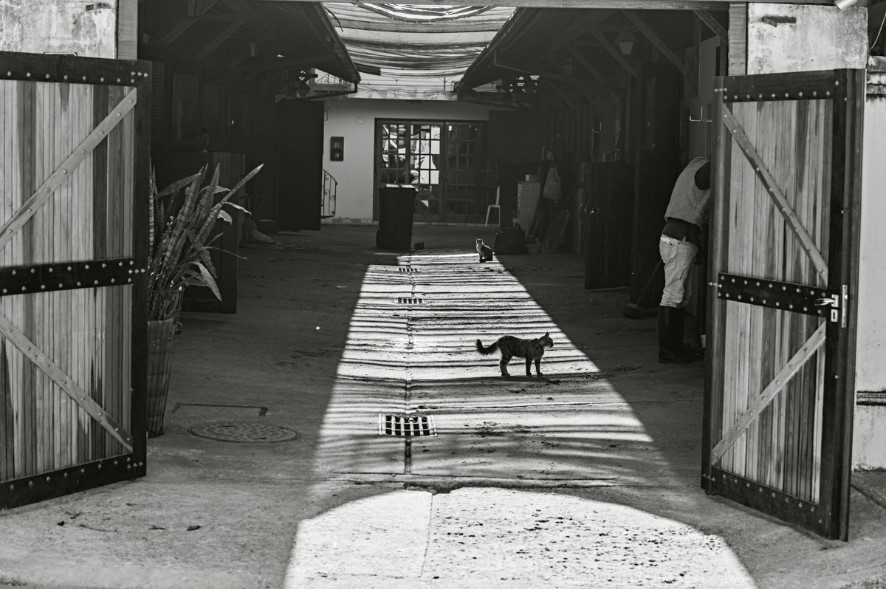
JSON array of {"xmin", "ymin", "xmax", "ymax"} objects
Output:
[{"xmin": 375, "ymin": 119, "xmax": 498, "ymax": 223}]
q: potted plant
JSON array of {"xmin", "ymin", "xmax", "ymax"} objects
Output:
[{"xmin": 146, "ymin": 163, "xmax": 261, "ymax": 436}]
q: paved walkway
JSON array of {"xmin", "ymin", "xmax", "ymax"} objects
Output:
[{"xmin": 0, "ymin": 224, "xmax": 885, "ymax": 588}]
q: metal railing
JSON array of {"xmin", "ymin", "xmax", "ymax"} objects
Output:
[{"xmin": 321, "ymin": 169, "xmax": 337, "ymax": 218}]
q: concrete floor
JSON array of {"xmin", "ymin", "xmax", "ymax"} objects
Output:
[{"xmin": 0, "ymin": 223, "xmax": 885, "ymax": 588}]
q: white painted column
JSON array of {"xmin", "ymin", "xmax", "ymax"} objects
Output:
[{"xmin": 855, "ymin": 65, "xmax": 886, "ymax": 469}]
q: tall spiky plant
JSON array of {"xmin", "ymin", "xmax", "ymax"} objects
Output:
[{"xmin": 148, "ymin": 163, "xmax": 263, "ymax": 321}]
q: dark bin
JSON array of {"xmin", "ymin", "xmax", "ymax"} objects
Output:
[{"xmin": 376, "ymin": 185, "xmax": 416, "ymax": 251}]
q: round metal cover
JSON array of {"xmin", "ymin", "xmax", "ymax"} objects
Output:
[{"xmin": 188, "ymin": 421, "xmax": 298, "ymax": 443}]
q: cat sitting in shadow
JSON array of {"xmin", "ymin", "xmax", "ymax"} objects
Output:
[{"xmin": 476, "ymin": 238, "xmax": 494, "ymax": 263}]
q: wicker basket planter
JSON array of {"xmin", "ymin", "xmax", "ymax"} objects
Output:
[{"xmin": 146, "ymin": 316, "xmax": 178, "ymax": 437}]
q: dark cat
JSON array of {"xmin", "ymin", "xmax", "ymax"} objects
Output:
[
  {"xmin": 476, "ymin": 238, "xmax": 494, "ymax": 262},
  {"xmin": 476, "ymin": 332, "xmax": 554, "ymax": 377}
]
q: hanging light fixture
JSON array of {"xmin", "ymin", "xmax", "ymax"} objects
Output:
[
  {"xmin": 561, "ymin": 54, "xmax": 575, "ymax": 76},
  {"xmin": 617, "ymin": 31, "xmax": 636, "ymax": 57}
]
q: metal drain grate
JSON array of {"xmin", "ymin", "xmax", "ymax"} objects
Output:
[
  {"xmin": 188, "ymin": 421, "xmax": 299, "ymax": 443},
  {"xmin": 397, "ymin": 297, "xmax": 423, "ymax": 304},
  {"xmin": 378, "ymin": 413, "xmax": 437, "ymax": 437},
  {"xmin": 398, "ymin": 267, "xmax": 419, "ymax": 273}
]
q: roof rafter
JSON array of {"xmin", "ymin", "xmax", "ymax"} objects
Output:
[
  {"xmin": 693, "ymin": 9, "xmax": 728, "ymax": 42},
  {"xmin": 195, "ymin": 17, "xmax": 246, "ymax": 61},
  {"xmin": 622, "ymin": 10, "xmax": 695, "ymax": 92},
  {"xmin": 590, "ymin": 29, "xmax": 638, "ymax": 80}
]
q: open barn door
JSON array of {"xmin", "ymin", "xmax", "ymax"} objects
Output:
[
  {"xmin": 702, "ymin": 69, "xmax": 864, "ymax": 540},
  {"xmin": 0, "ymin": 53, "xmax": 150, "ymax": 508}
]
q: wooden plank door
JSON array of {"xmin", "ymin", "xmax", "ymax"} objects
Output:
[
  {"xmin": 702, "ymin": 69, "xmax": 864, "ymax": 540},
  {"xmin": 0, "ymin": 52, "xmax": 151, "ymax": 509},
  {"xmin": 275, "ymin": 100, "xmax": 323, "ymax": 231}
]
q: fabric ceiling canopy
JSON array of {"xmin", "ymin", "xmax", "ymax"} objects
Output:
[{"xmin": 324, "ymin": 3, "xmax": 514, "ymax": 100}]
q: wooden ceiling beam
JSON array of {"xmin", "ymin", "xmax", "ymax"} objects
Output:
[
  {"xmin": 622, "ymin": 10, "xmax": 695, "ymax": 92},
  {"xmin": 195, "ymin": 17, "xmax": 246, "ymax": 61},
  {"xmin": 590, "ymin": 29, "xmax": 638, "ymax": 80},
  {"xmin": 566, "ymin": 46, "xmax": 621, "ymax": 98},
  {"xmin": 693, "ymin": 9, "xmax": 728, "ymax": 42},
  {"xmin": 223, "ymin": 0, "xmax": 281, "ymax": 41},
  {"xmin": 564, "ymin": 47, "xmax": 606, "ymax": 88},
  {"xmin": 158, "ymin": 18, "xmax": 198, "ymax": 47},
  {"xmin": 545, "ymin": 81, "xmax": 573, "ymax": 112}
]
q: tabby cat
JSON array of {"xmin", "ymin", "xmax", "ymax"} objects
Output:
[
  {"xmin": 476, "ymin": 238, "xmax": 494, "ymax": 263},
  {"xmin": 475, "ymin": 332, "xmax": 554, "ymax": 377}
]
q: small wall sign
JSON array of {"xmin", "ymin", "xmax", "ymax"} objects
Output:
[{"xmin": 330, "ymin": 136, "xmax": 344, "ymax": 161}]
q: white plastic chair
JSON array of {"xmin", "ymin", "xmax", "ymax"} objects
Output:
[{"xmin": 485, "ymin": 187, "xmax": 501, "ymax": 226}]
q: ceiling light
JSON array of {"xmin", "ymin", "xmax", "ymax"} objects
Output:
[
  {"xmin": 561, "ymin": 56, "xmax": 575, "ymax": 76},
  {"xmin": 617, "ymin": 31, "xmax": 636, "ymax": 57},
  {"xmin": 835, "ymin": 0, "xmax": 857, "ymax": 10}
]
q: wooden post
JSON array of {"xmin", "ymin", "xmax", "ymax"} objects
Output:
[
  {"xmin": 117, "ymin": 0, "xmax": 139, "ymax": 60},
  {"xmin": 728, "ymin": 3, "xmax": 747, "ymax": 76}
]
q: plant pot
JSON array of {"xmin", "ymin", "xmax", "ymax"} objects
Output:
[{"xmin": 146, "ymin": 317, "xmax": 178, "ymax": 437}]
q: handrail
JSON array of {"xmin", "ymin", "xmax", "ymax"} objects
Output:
[{"xmin": 321, "ymin": 169, "xmax": 337, "ymax": 218}]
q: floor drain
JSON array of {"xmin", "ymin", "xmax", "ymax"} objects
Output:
[
  {"xmin": 397, "ymin": 297, "xmax": 423, "ymax": 304},
  {"xmin": 378, "ymin": 413, "xmax": 437, "ymax": 437},
  {"xmin": 188, "ymin": 421, "xmax": 299, "ymax": 443},
  {"xmin": 398, "ymin": 267, "xmax": 419, "ymax": 273}
]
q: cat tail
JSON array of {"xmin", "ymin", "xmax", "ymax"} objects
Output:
[{"xmin": 476, "ymin": 339, "xmax": 498, "ymax": 355}]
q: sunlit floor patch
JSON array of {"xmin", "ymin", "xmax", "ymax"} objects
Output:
[
  {"xmin": 284, "ymin": 488, "xmax": 755, "ymax": 588},
  {"xmin": 310, "ymin": 251, "xmax": 618, "ymax": 477}
]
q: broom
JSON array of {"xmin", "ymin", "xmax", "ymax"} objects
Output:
[{"xmin": 622, "ymin": 260, "xmax": 662, "ymax": 319}]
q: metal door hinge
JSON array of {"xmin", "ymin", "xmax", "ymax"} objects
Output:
[{"xmin": 815, "ymin": 285, "xmax": 848, "ymax": 327}]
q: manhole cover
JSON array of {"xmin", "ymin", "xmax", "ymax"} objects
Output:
[{"xmin": 188, "ymin": 421, "xmax": 299, "ymax": 443}]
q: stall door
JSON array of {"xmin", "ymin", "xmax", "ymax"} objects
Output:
[
  {"xmin": 0, "ymin": 52, "xmax": 150, "ymax": 509},
  {"xmin": 703, "ymin": 69, "xmax": 864, "ymax": 540}
]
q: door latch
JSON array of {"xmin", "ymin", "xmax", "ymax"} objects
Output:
[{"xmin": 814, "ymin": 285, "xmax": 848, "ymax": 327}]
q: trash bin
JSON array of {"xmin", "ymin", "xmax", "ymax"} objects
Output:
[{"xmin": 376, "ymin": 185, "xmax": 416, "ymax": 251}]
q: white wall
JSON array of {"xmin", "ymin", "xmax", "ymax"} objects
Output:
[
  {"xmin": 0, "ymin": 1, "xmax": 117, "ymax": 58},
  {"xmin": 746, "ymin": 4, "xmax": 867, "ymax": 74},
  {"xmin": 854, "ymin": 95, "xmax": 886, "ymax": 469},
  {"xmin": 321, "ymin": 97, "xmax": 496, "ymax": 222}
]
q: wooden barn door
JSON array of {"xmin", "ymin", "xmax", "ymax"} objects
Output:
[
  {"xmin": 0, "ymin": 53, "xmax": 151, "ymax": 508},
  {"xmin": 702, "ymin": 69, "xmax": 864, "ymax": 540}
]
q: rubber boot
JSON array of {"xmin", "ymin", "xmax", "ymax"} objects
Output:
[
  {"xmin": 658, "ymin": 306, "xmax": 692, "ymax": 364},
  {"xmin": 672, "ymin": 307, "xmax": 704, "ymax": 360}
]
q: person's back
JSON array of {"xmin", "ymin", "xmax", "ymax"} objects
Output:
[{"xmin": 657, "ymin": 157, "xmax": 711, "ymax": 364}]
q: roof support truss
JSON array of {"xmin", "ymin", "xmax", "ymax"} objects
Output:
[
  {"xmin": 622, "ymin": 11, "xmax": 696, "ymax": 92},
  {"xmin": 590, "ymin": 29, "xmax": 638, "ymax": 80},
  {"xmin": 196, "ymin": 18, "xmax": 246, "ymax": 61},
  {"xmin": 693, "ymin": 9, "xmax": 728, "ymax": 42}
]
